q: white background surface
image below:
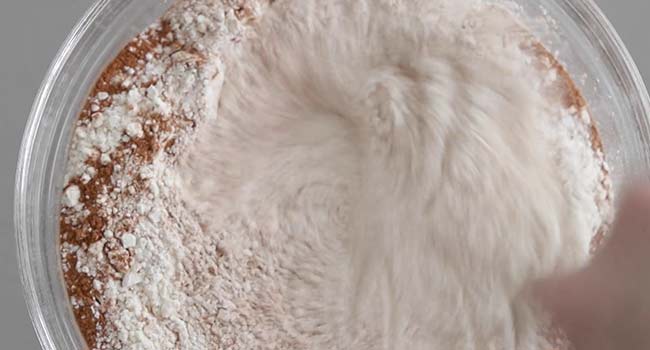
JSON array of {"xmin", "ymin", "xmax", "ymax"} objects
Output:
[{"xmin": 1, "ymin": 1, "xmax": 648, "ymax": 348}]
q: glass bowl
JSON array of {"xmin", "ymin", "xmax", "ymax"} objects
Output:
[
  {"xmin": 14, "ymin": 0, "xmax": 650, "ymax": 349},
  {"xmin": 14, "ymin": 1, "xmax": 171, "ymax": 349}
]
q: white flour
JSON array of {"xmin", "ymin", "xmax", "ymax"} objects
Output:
[{"xmin": 63, "ymin": 0, "xmax": 611, "ymax": 349}]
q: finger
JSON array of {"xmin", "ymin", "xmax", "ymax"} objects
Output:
[{"xmin": 592, "ymin": 184, "xmax": 650, "ymax": 286}]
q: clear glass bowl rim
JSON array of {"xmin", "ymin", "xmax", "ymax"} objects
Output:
[{"xmin": 14, "ymin": 0, "xmax": 650, "ymax": 349}]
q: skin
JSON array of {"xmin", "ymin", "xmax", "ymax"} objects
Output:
[{"xmin": 536, "ymin": 184, "xmax": 650, "ymax": 350}]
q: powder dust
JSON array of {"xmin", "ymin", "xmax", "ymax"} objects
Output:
[
  {"xmin": 61, "ymin": 0, "xmax": 611, "ymax": 349},
  {"xmin": 179, "ymin": 1, "xmax": 608, "ymax": 349}
]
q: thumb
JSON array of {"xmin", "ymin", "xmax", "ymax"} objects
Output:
[
  {"xmin": 533, "ymin": 271, "xmax": 615, "ymax": 350},
  {"xmin": 533, "ymin": 184, "xmax": 650, "ymax": 350}
]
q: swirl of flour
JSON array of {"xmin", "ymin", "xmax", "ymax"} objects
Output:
[{"xmin": 179, "ymin": 1, "xmax": 592, "ymax": 349}]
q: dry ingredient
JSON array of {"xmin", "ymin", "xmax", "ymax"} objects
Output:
[
  {"xmin": 60, "ymin": 1, "xmax": 267, "ymax": 348},
  {"xmin": 60, "ymin": 0, "xmax": 611, "ymax": 349}
]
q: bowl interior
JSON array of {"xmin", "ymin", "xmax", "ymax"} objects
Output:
[{"xmin": 15, "ymin": 0, "xmax": 650, "ymax": 349}]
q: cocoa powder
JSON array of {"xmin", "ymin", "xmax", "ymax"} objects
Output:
[{"xmin": 59, "ymin": 21, "xmax": 187, "ymax": 349}]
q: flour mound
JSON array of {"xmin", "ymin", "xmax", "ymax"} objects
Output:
[{"xmin": 179, "ymin": 1, "xmax": 598, "ymax": 349}]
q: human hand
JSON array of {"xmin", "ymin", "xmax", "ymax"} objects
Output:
[{"xmin": 536, "ymin": 185, "xmax": 650, "ymax": 350}]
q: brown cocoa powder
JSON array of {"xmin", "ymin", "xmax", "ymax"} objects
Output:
[{"xmin": 59, "ymin": 20, "xmax": 193, "ymax": 349}]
